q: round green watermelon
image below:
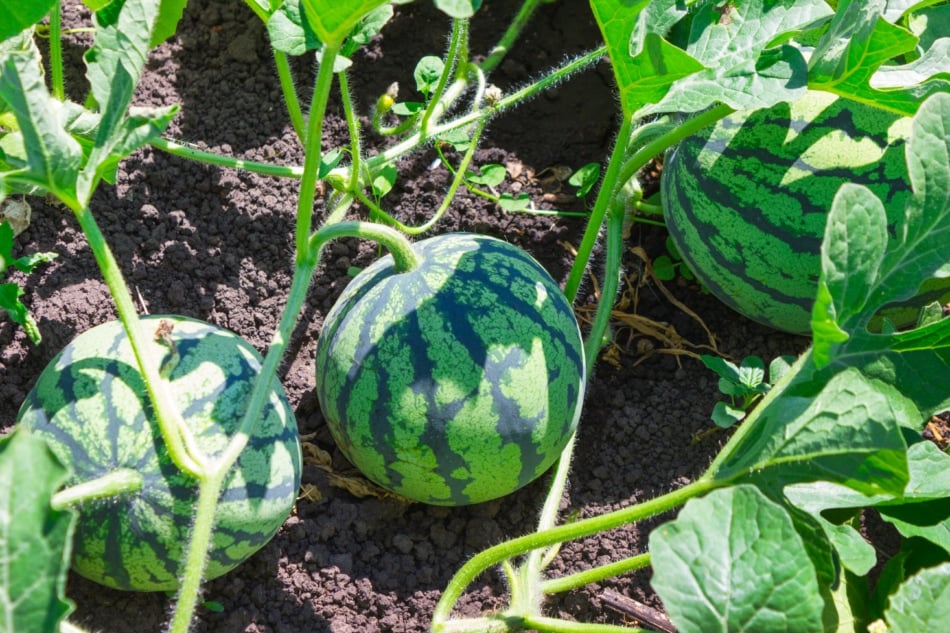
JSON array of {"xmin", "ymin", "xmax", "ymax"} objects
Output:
[
  {"xmin": 314, "ymin": 233, "xmax": 586, "ymax": 506},
  {"xmin": 661, "ymin": 90, "xmax": 949, "ymax": 335},
  {"xmin": 17, "ymin": 315, "xmax": 302, "ymax": 592}
]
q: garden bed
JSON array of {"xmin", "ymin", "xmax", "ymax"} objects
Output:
[{"xmin": 2, "ymin": 1, "xmax": 935, "ymax": 632}]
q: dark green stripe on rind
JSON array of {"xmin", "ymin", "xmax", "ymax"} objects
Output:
[
  {"xmin": 661, "ymin": 92, "xmax": 914, "ymax": 334},
  {"xmin": 16, "ymin": 316, "xmax": 302, "ymax": 591},
  {"xmin": 315, "ymin": 234, "xmax": 585, "ymax": 506}
]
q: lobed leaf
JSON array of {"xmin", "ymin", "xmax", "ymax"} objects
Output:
[
  {"xmin": 884, "ymin": 562, "xmax": 950, "ymax": 632},
  {"xmin": 589, "ymin": 0, "xmax": 698, "ymax": 120},
  {"xmin": 811, "ymin": 183, "xmax": 889, "ymax": 354},
  {"xmin": 0, "ymin": 428, "xmax": 75, "ymax": 633},
  {"xmin": 808, "ymin": 0, "xmax": 948, "ymax": 115},
  {"xmin": 814, "ymin": 92, "xmax": 950, "ymax": 415},
  {"xmin": 786, "ymin": 440, "xmax": 950, "ymax": 564},
  {"xmin": 300, "ymin": 0, "xmax": 389, "ymax": 48},
  {"xmin": 0, "ymin": 32, "xmax": 82, "ymax": 206},
  {"xmin": 711, "ymin": 365, "xmax": 911, "ymax": 498},
  {"xmin": 591, "ymin": 0, "xmax": 839, "ymax": 119},
  {"xmin": 650, "ymin": 485, "xmax": 825, "ymax": 633},
  {"xmin": 634, "ymin": 0, "xmax": 833, "ymax": 118}
]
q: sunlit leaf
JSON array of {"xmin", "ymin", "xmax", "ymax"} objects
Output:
[
  {"xmin": 815, "ymin": 93, "xmax": 950, "ymax": 415},
  {"xmin": 0, "ymin": 0, "xmax": 56, "ymax": 42},
  {"xmin": 650, "ymin": 485, "xmax": 825, "ymax": 633},
  {"xmin": 0, "ymin": 429, "xmax": 75, "ymax": 633},
  {"xmin": 809, "ymin": 0, "xmax": 948, "ymax": 115},
  {"xmin": 884, "ymin": 562, "xmax": 950, "ymax": 632},
  {"xmin": 300, "ymin": 0, "xmax": 388, "ymax": 47}
]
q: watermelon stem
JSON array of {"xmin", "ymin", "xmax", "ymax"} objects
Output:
[
  {"xmin": 68, "ymin": 202, "xmax": 205, "ymax": 479},
  {"xmin": 307, "ymin": 220, "xmax": 421, "ymax": 272},
  {"xmin": 539, "ymin": 552, "xmax": 651, "ymax": 595},
  {"xmin": 50, "ymin": 468, "xmax": 143, "ymax": 510},
  {"xmin": 419, "ymin": 18, "xmax": 468, "ymax": 138},
  {"xmin": 564, "ymin": 103, "xmax": 735, "ymax": 302},
  {"xmin": 273, "ymin": 49, "xmax": 306, "ymax": 143},
  {"xmin": 294, "ymin": 41, "xmax": 342, "ymax": 260},
  {"xmin": 431, "ymin": 477, "xmax": 718, "ymax": 630},
  {"xmin": 167, "ymin": 473, "xmax": 227, "ymax": 633}
]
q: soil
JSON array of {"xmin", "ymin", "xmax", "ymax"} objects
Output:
[{"xmin": 1, "ymin": 1, "xmax": 809, "ymax": 631}]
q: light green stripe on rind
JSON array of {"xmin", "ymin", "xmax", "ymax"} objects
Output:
[
  {"xmin": 662, "ymin": 91, "xmax": 924, "ymax": 334},
  {"xmin": 17, "ymin": 315, "xmax": 302, "ymax": 592},
  {"xmin": 315, "ymin": 233, "xmax": 585, "ymax": 506}
]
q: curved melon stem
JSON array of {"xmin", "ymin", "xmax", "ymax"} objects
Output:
[
  {"xmin": 307, "ymin": 220, "xmax": 422, "ymax": 272},
  {"xmin": 50, "ymin": 469, "xmax": 143, "ymax": 510}
]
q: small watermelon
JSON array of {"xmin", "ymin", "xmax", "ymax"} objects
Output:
[
  {"xmin": 315, "ymin": 233, "xmax": 586, "ymax": 506},
  {"xmin": 17, "ymin": 315, "xmax": 302, "ymax": 592},
  {"xmin": 661, "ymin": 90, "xmax": 949, "ymax": 335}
]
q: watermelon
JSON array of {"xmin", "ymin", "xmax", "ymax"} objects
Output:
[
  {"xmin": 661, "ymin": 90, "xmax": 950, "ymax": 335},
  {"xmin": 16, "ymin": 315, "xmax": 302, "ymax": 592},
  {"xmin": 314, "ymin": 233, "xmax": 586, "ymax": 506}
]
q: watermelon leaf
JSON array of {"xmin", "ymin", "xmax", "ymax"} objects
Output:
[
  {"xmin": 433, "ymin": 0, "xmax": 482, "ymax": 19},
  {"xmin": 813, "ymin": 92, "xmax": 950, "ymax": 415},
  {"xmin": 0, "ymin": 428, "xmax": 75, "ymax": 633},
  {"xmin": 883, "ymin": 562, "xmax": 950, "ymax": 631},
  {"xmin": 0, "ymin": 0, "xmax": 56, "ymax": 42},
  {"xmin": 649, "ymin": 485, "xmax": 826, "ymax": 633},
  {"xmin": 299, "ymin": 0, "xmax": 389, "ymax": 48},
  {"xmin": 808, "ymin": 0, "xmax": 949, "ymax": 116},
  {"xmin": 267, "ymin": 0, "xmax": 318, "ymax": 55},
  {"xmin": 591, "ymin": 0, "xmax": 834, "ymax": 119},
  {"xmin": 811, "ymin": 183, "xmax": 889, "ymax": 349},
  {"xmin": 150, "ymin": 0, "xmax": 187, "ymax": 48},
  {"xmin": 0, "ymin": 32, "xmax": 82, "ymax": 207},
  {"xmin": 710, "ymin": 365, "xmax": 911, "ymax": 498},
  {"xmin": 589, "ymin": 0, "xmax": 700, "ymax": 121},
  {"xmin": 634, "ymin": 0, "xmax": 834, "ymax": 118},
  {"xmin": 785, "ymin": 441, "xmax": 950, "ymax": 573}
]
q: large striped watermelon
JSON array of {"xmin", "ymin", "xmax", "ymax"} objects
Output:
[
  {"xmin": 17, "ymin": 315, "xmax": 302, "ymax": 592},
  {"xmin": 315, "ymin": 233, "xmax": 586, "ymax": 506},
  {"xmin": 661, "ymin": 90, "xmax": 949, "ymax": 335}
]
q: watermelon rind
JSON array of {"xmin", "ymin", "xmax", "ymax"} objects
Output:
[
  {"xmin": 662, "ymin": 90, "xmax": 949, "ymax": 335},
  {"xmin": 17, "ymin": 315, "xmax": 302, "ymax": 592},
  {"xmin": 315, "ymin": 233, "xmax": 586, "ymax": 506}
]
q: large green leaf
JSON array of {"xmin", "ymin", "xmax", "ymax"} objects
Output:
[
  {"xmin": 0, "ymin": 428, "xmax": 75, "ymax": 633},
  {"xmin": 150, "ymin": 0, "xmax": 188, "ymax": 47},
  {"xmin": 0, "ymin": 33, "xmax": 82, "ymax": 206},
  {"xmin": 638, "ymin": 0, "xmax": 833, "ymax": 117},
  {"xmin": 786, "ymin": 439, "xmax": 950, "ymax": 565},
  {"xmin": 813, "ymin": 92, "xmax": 950, "ymax": 414},
  {"xmin": 876, "ymin": 441, "xmax": 950, "ymax": 554},
  {"xmin": 809, "ymin": 0, "xmax": 948, "ymax": 115},
  {"xmin": 589, "ymin": 0, "xmax": 698, "ymax": 120},
  {"xmin": 0, "ymin": 0, "xmax": 56, "ymax": 42},
  {"xmin": 591, "ymin": 0, "xmax": 832, "ymax": 119},
  {"xmin": 300, "ymin": 0, "xmax": 389, "ymax": 48},
  {"xmin": 711, "ymin": 365, "xmax": 911, "ymax": 497},
  {"xmin": 650, "ymin": 485, "xmax": 825, "ymax": 633},
  {"xmin": 267, "ymin": 0, "xmax": 322, "ymax": 55},
  {"xmin": 884, "ymin": 562, "xmax": 950, "ymax": 632}
]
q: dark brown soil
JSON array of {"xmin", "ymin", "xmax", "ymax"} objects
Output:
[{"xmin": 1, "ymin": 2, "xmax": 808, "ymax": 631}]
